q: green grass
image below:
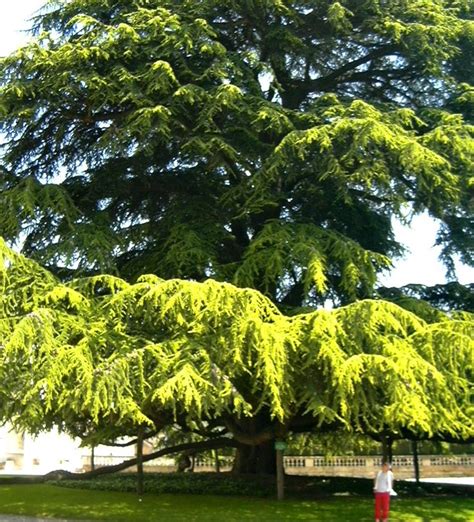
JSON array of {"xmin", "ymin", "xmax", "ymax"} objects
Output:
[
  {"xmin": 43, "ymin": 472, "xmax": 474, "ymax": 499},
  {"xmin": 0, "ymin": 484, "xmax": 473, "ymax": 521}
]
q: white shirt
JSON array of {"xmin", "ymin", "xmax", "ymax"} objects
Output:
[{"xmin": 374, "ymin": 470, "xmax": 394, "ymax": 493}]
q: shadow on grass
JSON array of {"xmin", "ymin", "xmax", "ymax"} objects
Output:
[
  {"xmin": 0, "ymin": 484, "xmax": 473, "ymax": 521},
  {"xmin": 390, "ymin": 497, "xmax": 474, "ymax": 522}
]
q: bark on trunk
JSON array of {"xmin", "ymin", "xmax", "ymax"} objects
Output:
[{"xmin": 232, "ymin": 440, "xmax": 277, "ymax": 475}]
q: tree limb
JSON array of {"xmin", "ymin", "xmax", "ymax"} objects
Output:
[{"xmin": 43, "ymin": 437, "xmax": 240, "ymax": 481}]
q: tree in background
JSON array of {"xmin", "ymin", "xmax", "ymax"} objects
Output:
[{"xmin": 379, "ymin": 282, "xmax": 474, "ymax": 315}]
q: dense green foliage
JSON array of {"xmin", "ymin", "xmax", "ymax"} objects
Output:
[
  {"xmin": 49, "ymin": 472, "xmax": 274, "ymax": 497},
  {"xmin": 0, "ymin": 240, "xmax": 472, "ymax": 458},
  {"xmin": 0, "ymin": 0, "xmax": 472, "ymax": 308},
  {"xmin": 379, "ymin": 282, "xmax": 474, "ymax": 314},
  {"xmin": 286, "ymin": 429, "xmax": 474, "ymax": 457}
]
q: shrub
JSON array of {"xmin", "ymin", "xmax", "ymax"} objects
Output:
[{"xmin": 48, "ymin": 472, "xmax": 274, "ymax": 497}]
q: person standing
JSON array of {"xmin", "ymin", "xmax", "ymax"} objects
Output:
[{"xmin": 374, "ymin": 460, "xmax": 395, "ymax": 522}]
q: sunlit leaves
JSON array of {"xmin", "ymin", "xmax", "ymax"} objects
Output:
[{"xmin": 0, "ymin": 242, "xmax": 471, "ymax": 444}]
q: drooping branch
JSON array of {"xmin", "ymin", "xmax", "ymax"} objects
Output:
[{"xmin": 44, "ymin": 437, "xmax": 240, "ymax": 481}]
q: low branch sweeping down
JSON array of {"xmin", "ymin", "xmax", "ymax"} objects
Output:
[{"xmin": 44, "ymin": 438, "xmax": 239, "ymax": 480}]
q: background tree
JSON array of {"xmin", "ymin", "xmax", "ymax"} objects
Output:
[{"xmin": 379, "ymin": 282, "xmax": 474, "ymax": 315}]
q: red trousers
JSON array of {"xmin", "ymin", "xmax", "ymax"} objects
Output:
[{"xmin": 374, "ymin": 491, "xmax": 390, "ymax": 520}]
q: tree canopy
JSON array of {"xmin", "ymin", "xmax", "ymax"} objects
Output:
[
  {"xmin": 379, "ymin": 281, "xmax": 474, "ymax": 313},
  {"xmin": 1, "ymin": 240, "xmax": 472, "ymax": 466},
  {"xmin": 0, "ymin": 0, "xmax": 472, "ymax": 309}
]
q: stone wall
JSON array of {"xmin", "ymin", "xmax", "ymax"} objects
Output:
[
  {"xmin": 282, "ymin": 455, "xmax": 474, "ymax": 479},
  {"xmin": 82, "ymin": 454, "xmax": 474, "ymax": 479}
]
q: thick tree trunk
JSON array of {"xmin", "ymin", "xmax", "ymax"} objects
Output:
[{"xmin": 232, "ymin": 440, "xmax": 277, "ymax": 475}]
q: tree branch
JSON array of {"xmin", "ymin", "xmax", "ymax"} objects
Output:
[
  {"xmin": 44, "ymin": 437, "xmax": 239, "ymax": 481},
  {"xmin": 313, "ymin": 45, "xmax": 400, "ymax": 90}
]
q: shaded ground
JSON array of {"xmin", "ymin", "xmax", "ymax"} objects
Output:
[
  {"xmin": 0, "ymin": 483, "xmax": 473, "ymax": 521},
  {"xmin": 1, "ymin": 472, "xmax": 473, "ymax": 499},
  {"xmin": 283, "ymin": 474, "xmax": 474, "ymax": 499},
  {"xmin": 405, "ymin": 477, "xmax": 474, "ymax": 486}
]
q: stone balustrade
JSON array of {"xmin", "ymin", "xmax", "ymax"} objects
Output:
[
  {"xmin": 81, "ymin": 454, "xmax": 474, "ymax": 479},
  {"xmin": 190, "ymin": 454, "xmax": 474, "ymax": 478},
  {"xmin": 280, "ymin": 455, "xmax": 474, "ymax": 478}
]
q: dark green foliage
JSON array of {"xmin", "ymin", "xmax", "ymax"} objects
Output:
[
  {"xmin": 49, "ymin": 472, "xmax": 274, "ymax": 497},
  {"xmin": 379, "ymin": 282, "xmax": 474, "ymax": 315},
  {"xmin": 0, "ymin": 1, "xmax": 472, "ymax": 477},
  {"xmin": 0, "ymin": 0, "xmax": 472, "ymax": 308}
]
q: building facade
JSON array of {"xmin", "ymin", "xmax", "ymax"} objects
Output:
[{"xmin": 0, "ymin": 424, "xmax": 136, "ymax": 475}]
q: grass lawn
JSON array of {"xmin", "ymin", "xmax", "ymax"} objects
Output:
[{"xmin": 0, "ymin": 484, "xmax": 473, "ymax": 521}]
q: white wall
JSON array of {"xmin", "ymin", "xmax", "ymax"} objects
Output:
[
  {"xmin": 22, "ymin": 428, "xmax": 83, "ymax": 474},
  {"xmin": 0, "ymin": 423, "xmax": 137, "ymax": 475}
]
